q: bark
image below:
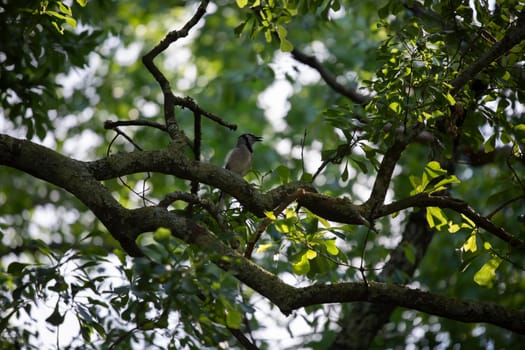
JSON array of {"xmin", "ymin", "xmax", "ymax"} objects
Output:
[{"xmin": 1, "ymin": 133, "xmax": 525, "ymax": 334}]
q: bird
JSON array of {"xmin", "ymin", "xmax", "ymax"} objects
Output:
[{"xmin": 219, "ymin": 132, "xmax": 263, "ymax": 208}]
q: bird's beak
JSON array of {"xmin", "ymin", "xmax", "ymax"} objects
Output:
[{"xmin": 255, "ymin": 135, "xmax": 263, "ymax": 142}]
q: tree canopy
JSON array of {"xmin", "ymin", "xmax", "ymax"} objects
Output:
[{"xmin": 1, "ymin": 0, "xmax": 525, "ymax": 349}]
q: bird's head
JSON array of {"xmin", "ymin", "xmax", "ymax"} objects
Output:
[{"xmin": 238, "ymin": 133, "xmax": 263, "ymax": 146}]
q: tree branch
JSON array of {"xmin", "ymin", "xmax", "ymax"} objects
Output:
[
  {"xmin": 0, "ymin": 135, "xmax": 143, "ymax": 256},
  {"xmin": 362, "ymin": 127, "xmax": 422, "ymax": 216},
  {"xmin": 291, "ymin": 48, "xmax": 372, "ymax": 105},
  {"xmin": 4, "ymin": 134, "xmax": 520, "ymax": 248},
  {"xmin": 104, "ymin": 119, "xmax": 167, "ymax": 133},
  {"xmin": 378, "ymin": 193, "xmax": 525, "ymax": 247},
  {"xmin": 126, "ymin": 206, "xmax": 525, "ymax": 334},
  {"xmin": 142, "ymin": 0, "xmax": 210, "ymax": 137},
  {"xmin": 2, "ymin": 133, "xmax": 524, "ymax": 334},
  {"xmin": 451, "ymin": 8, "xmax": 525, "ymax": 92},
  {"xmin": 291, "ymin": 281, "xmax": 525, "ymax": 334}
]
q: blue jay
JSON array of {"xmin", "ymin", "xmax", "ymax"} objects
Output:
[{"xmin": 219, "ymin": 133, "xmax": 263, "ymax": 208}]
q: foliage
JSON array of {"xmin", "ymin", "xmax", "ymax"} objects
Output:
[{"xmin": 1, "ymin": 0, "xmax": 525, "ymax": 349}]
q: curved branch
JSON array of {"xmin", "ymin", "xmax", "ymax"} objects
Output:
[
  {"xmin": 291, "ymin": 281, "xmax": 525, "ymax": 334},
  {"xmin": 127, "ymin": 206, "xmax": 525, "ymax": 334},
  {"xmin": 142, "ymin": 0, "xmax": 210, "ymax": 136},
  {"xmin": 2, "ymin": 133, "xmax": 524, "ymax": 334},
  {"xmin": 0, "ymin": 134, "xmax": 143, "ymax": 256},
  {"xmin": 379, "ymin": 193, "xmax": 525, "ymax": 247},
  {"xmin": 173, "ymin": 95, "xmax": 237, "ymax": 130},
  {"xmin": 291, "ymin": 48, "xmax": 372, "ymax": 105},
  {"xmin": 104, "ymin": 119, "xmax": 167, "ymax": 133},
  {"xmin": 3, "ymin": 134, "xmax": 520, "ymax": 248}
]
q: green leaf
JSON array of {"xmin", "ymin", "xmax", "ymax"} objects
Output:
[
  {"xmin": 473, "ymin": 258, "xmax": 502, "ymax": 288},
  {"xmin": 236, "ymin": 0, "xmax": 249, "ymax": 8},
  {"xmin": 306, "ymin": 249, "xmax": 317, "ymax": 259},
  {"xmin": 448, "ymin": 222, "xmax": 461, "ymax": 233},
  {"xmin": 234, "ymin": 21, "xmax": 246, "ymax": 36},
  {"xmin": 64, "ymin": 16, "xmax": 77, "ymax": 28},
  {"xmin": 514, "ymin": 124, "xmax": 525, "ymax": 132},
  {"xmin": 427, "ymin": 175, "xmax": 460, "ymax": 193},
  {"xmin": 292, "ymin": 253, "xmax": 310, "ymax": 275},
  {"xmin": 462, "ymin": 234, "xmax": 477, "ymax": 252},
  {"xmin": 443, "ymin": 92, "xmax": 456, "ymax": 105},
  {"xmin": 459, "ymin": 250, "xmax": 484, "ymax": 272},
  {"xmin": 153, "ymin": 227, "xmax": 171, "ymax": 243},
  {"xmin": 323, "ymin": 239, "xmax": 339, "ymax": 255},
  {"xmin": 388, "ymin": 101, "xmax": 401, "ymax": 114},
  {"xmin": 76, "ymin": 0, "xmax": 88, "ymax": 7},
  {"xmin": 57, "ymin": 2, "xmax": 72, "ymax": 16},
  {"xmin": 317, "ymin": 216, "xmax": 331, "ymax": 228},
  {"xmin": 484, "ymin": 134, "xmax": 496, "ymax": 153},
  {"xmin": 300, "ymin": 172, "xmax": 313, "ymax": 182},
  {"xmin": 275, "ymin": 220, "xmax": 291, "ymax": 233},
  {"xmin": 460, "ymin": 214, "xmax": 476, "ymax": 229},
  {"xmin": 264, "ymin": 211, "xmax": 276, "ymax": 221},
  {"xmin": 351, "ymin": 158, "xmax": 368, "ymax": 174},
  {"xmin": 409, "ymin": 175, "xmax": 422, "ymax": 195},
  {"xmin": 264, "ymin": 29, "xmax": 272, "ymax": 42},
  {"xmin": 256, "ymin": 243, "xmax": 274, "ymax": 253},
  {"xmin": 114, "ymin": 248, "xmax": 127, "ymax": 265},
  {"xmin": 426, "ymin": 207, "xmax": 448, "ymax": 230},
  {"xmin": 275, "ymin": 165, "xmax": 290, "ymax": 183},
  {"xmin": 7, "ymin": 262, "xmax": 30, "ymax": 275},
  {"xmin": 279, "ymin": 38, "xmax": 293, "ymax": 52},
  {"xmin": 424, "ymin": 175, "xmax": 460, "ymax": 194},
  {"xmin": 424, "ymin": 161, "xmax": 447, "ymax": 178},
  {"xmin": 225, "ymin": 306, "xmax": 242, "ymax": 329}
]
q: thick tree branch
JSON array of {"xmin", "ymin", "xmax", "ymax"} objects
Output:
[
  {"xmin": 297, "ymin": 192, "xmax": 371, "ymax": 227},
  {"xmin": 126, "ymin": 207, "xmax": 525, "ymax": 334},
  {"xmin": 4, "ymin": 134, "xmax": 518, "ymax": 247},
  {"xmin": 2, "ymin": 134, "xmax": 524, "ymax": 334},
  {"xmin": 291, "ymin": 281, "xmax": 525, "ymax": 334},
  {"xmin": 0, "ymin": 135, "xmax": 143, "ymax": 256}
]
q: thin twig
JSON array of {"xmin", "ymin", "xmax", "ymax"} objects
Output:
[
  {"xmin": 174, "ymin": 95, "xmax": 237, "ymax": 130},
  {"xmin": 192, "ymin": 111, "xmax": 202, "ymax": 195},
  {"xmin": 109, "ymin": 127, "xmax": 144, "ymax": 151},
  {"xmin": 244, "ymin": 189, "xmax": 306, "ymax": 259},
  {"xmin": 359, "ymin": 228, "xmax": 371, "ymax": 286},
  {"xmin": 106, "ymin": 128, "xmax": 155, "ymax": 206},
  {"xmin": 104, "ymin": 119, "xmax": 167, "ymax": 133},
  {"xmin": 487, "ymin": 195, "xmax": 525, "ymax": 220}
]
